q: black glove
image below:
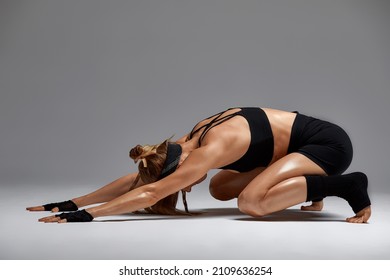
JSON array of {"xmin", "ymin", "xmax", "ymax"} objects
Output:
[
  {"xmin": 43, "ymin": 200, "xmax": 78, "ymax": 211},
  {"xmin": 55, "ymin": 210, "xmax": 94, "ymax": 222}
]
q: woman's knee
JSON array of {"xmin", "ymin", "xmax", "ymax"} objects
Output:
[
  {"xmin": 209, "ymin": 177, "xmax": 234, "ymax": 201},
  {"xmin": 237, "ymin": 191, "xmax": 269, "ymax": 217}
]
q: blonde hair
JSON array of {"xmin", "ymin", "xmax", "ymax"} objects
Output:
[{"xmin": 129, "ymin": 139, "xmax": 190, "ymax": 215}]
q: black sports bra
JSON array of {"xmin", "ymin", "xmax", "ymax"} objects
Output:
[{"xmin": 187, "ymin": 107, "xmax": 274, "ymax": 172}]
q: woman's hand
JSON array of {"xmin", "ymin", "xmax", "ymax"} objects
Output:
[
  {"xmin": 26, "ymin": 200, "xmax": 78, "ymax": 212},
  {"xmin": 26, "ymin": 205, "xmax": 46, "ymax": 211},
  {"xmin": 38, "ymin": 210, "xmax": 94, "ymax": 223}
]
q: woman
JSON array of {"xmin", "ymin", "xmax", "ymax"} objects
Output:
[{"xmin": 27, "ymin": 107, "xmax": 371, "ymax": 223}]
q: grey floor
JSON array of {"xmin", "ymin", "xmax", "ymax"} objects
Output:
[{"xmin": 1, "ymin": 183, "xmax": 389, "ymax": 260}]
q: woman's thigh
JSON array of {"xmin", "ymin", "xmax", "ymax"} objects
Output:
[
  {"xmin": 209, "ymin": 167, "xmax": 265, "ymax": 200},
  {"xmin": 240, "ymin": 152, "xmax": 327, "ymax": 200}
]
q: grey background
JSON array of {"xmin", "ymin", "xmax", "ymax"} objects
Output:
[{"xmin": 1, "ymin": 0, "xmax": 389, "ymax": 260}]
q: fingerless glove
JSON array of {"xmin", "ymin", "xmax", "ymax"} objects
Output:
[
  {"xmin": 55, "ymin": 210, "xmax": 94, "ymax": 222},
  {"xmin": 43, "ymin": 200, "xmax": 78, "ymax": 211}
]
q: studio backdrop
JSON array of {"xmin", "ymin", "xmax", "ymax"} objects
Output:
[{"xmin": 1, "ymin": 0, "xmax": 389, "ymax": 195}]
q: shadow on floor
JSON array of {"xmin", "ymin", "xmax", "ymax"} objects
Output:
[
  {"xmin": 95, "ymin": 207, "xmax": 345, "ymax": 223},
  {"xmin": 235, "ymin": 209, "xmax": 345, "ymax": 222},
  {"xmin": 94, "ymin": 207, "xmax": 240, "ymax": 222}
]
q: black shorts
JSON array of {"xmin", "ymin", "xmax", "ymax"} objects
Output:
[{"xmin": 287, "ymin": 113, "xmax": 353, "ymax": 175}]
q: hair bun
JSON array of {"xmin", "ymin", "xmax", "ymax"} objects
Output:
[
  {"xmin": 129, "ymin": 145, "xmax": 144, "ymax": 161},
  {"xmin": 129, "ymin": 144, "xmax": 161, "ymax": 168}
]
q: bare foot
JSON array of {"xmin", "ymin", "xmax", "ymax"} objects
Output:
[
  {"xmin": 346, "ymin": 206, "xmax": 371, "ymax": 223},
  {"xmin": 301, "ymin": 200, "xmax": 323, "ymax": 211}
]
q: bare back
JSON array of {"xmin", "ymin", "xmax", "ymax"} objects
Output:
[{"xmin": 182, "ymin": 107, "xmax": 297, "ymax": 171}]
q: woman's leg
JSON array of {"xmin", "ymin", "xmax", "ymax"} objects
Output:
[
  {"xmin": 72, "ymin": 172, "xmax": 142, "ymax": 208},
  {"xmin": 210, "ymin": 164, "xmax": 325, "ymax": 210},
  {"xmin": 300, "ymin": 200, "xmax": 324, "ymax": 211},
  {"xmin": 237, "ymin": 153, "xmax": 325, "ymax": 216},
  {"xmin": 209, "ymin": 167, "xmax": 265, "ymax": 201},
  {"xmin": 237, "ymin": 153, "xmax": 370, "ymax": 223}
]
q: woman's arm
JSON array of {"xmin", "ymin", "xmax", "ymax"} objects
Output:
[
  {"xmin": 89, "ymin": 144, "xmax": 222, "ymax": 218},
  {"xmin": 27, "ymin": 172, "xmax": 143, "ymax": 212},
  {"xmin": 40, "ymin": 143, "xmax": 223, "ymax": 222},
  {"xmin": 72, "ymin": 172, "xmax": 143, "ymax": 207}
]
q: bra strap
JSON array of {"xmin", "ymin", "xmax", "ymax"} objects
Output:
[{"xmin": 188, "ymin": 109, "xmax": 241, "ymax": 146}]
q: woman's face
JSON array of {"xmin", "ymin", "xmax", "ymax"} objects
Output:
[{"xmin": 183, "ymin": 174, "xmax": 207, "ymax": 192}]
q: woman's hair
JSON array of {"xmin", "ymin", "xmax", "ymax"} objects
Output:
[{"xmin": 129, "ymin": 139, "xmax": 190, "ymax": 215}]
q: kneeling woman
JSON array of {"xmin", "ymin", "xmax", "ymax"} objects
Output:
[{"xmin": 27, "ymin": 107, "xmax": 371, "ymax": 223}]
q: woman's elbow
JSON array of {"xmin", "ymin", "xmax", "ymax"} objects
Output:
[{"xmin": 141, "ymin": 186, "xmax": 161, "ymax": 205}]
